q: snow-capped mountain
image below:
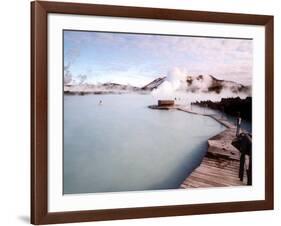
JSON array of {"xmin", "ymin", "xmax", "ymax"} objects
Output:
[
  {"xmin": 141, "ymin": 77, "xmax": 166, "ymax": 91},
  {"xmin": 142, "ymin": 74, "xmax": 251, "ymax": 95},
  {"xmin": 64, "ymin": 74, "xmax": 251, "ymax": 96},
  {"xmin": 64, "ymin": 82, "xmax": 141, "ymax": 94},
  {"xmin": 100, "ymin": 82, "xmax": 141, "ymax": 91},
  {"xmin": 185, "ymin": 75, "xmax": 251, "ymax": 94}
]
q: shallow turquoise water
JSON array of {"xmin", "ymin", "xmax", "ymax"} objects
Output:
[{"xmin": 63, "ymin": 94, "xmax": 225, "ymax": 194}]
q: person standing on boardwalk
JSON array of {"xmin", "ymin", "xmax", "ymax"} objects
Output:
[{"xmin": 232, "ymin": 133, "xmax": 252, "ymax": 185}]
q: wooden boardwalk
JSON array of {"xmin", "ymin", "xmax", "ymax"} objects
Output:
[
  {"xmin": 148, "ymin": 104, "xmax": 249, "ymax": 188},
  {"xmin": 177, "ymin": 107, "xmax": 248, "ymax": 188},
  {"xmin": 181, "ymin": 158, "xmax": 245, "ymax": 188}
]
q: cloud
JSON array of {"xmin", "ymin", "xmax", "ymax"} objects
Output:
[{"xmin": 64, "ymin": 31, "xmax": 253, "ymax": 86}]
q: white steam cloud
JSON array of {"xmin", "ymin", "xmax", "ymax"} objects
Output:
[
  {"xmin": 152, "ymin": 68, "xmax": 186, "ymax": 98},
  {"xmin": 152, "ymin": 67, "xmax": 251, "ymax": 104}
]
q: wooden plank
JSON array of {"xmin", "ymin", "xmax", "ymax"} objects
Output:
[
  {"xmin": 173, "ymin": 106, "xmax": 249, "ymax": 189},
  {"xmin": 191, "ymin": 170, "xmax": 242, "ymax": 185},
  {"xmin": 196, "ymin": 163, "xmax": 240, "ymax": 176},
  {"xmin": 200, "ymin": 159, "xmax": 240, "ymax": 170},
  {"xmin": 183, "ymin": 178, "xmax": 214, "ymax": 188},
  {"xmin": 191, "ymin": 170, "xmax": 244, "ymax": 185},
  {"xmin": 192, "ymin": 167, "xmax": 239, "ymax": 179},
  {"xmin": 187, "ymin": 175, "xmax": 230, "ymax": 187}
]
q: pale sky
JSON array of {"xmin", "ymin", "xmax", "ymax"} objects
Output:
[{"xmin": 64, "ymin": 30, "xmax": 253, "ymax": 87}]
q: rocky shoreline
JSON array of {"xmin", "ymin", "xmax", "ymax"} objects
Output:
[{"xmin": 192, "ymin": 97, "xmax": 252, "ymax": 121}]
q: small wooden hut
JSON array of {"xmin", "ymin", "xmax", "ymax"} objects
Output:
[{"xmin": 158, "ymin": 100, "xmax": 174, "ymax": 106}]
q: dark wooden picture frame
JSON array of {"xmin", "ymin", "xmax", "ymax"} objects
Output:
[{"xmin": 31, "ymin": 1, "xmax": 274, "ymax": 224}]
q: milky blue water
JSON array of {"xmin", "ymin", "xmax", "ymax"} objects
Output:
[
  {"xmin": 190, "ymin": 105, "xmax": 252, "ymax": 133},
  {"xmin": 63, "ymin": 94, "xmax": 225, "ymax": 194}
]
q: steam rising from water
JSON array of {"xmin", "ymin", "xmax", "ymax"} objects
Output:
[
  {"xmin": 152, "ymin": 67, "xmax": 250, "ymax": 104},
  {"xmin": 152, "ymin": 68, "xmax": 186, "ymax": 97}
]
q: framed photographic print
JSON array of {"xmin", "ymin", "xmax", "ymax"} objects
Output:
[{"xmin": 31, "ymin": 1, "xmax": 274, "ymax": 224}]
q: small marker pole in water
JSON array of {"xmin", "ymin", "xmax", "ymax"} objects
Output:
[{"xmin": 204, "ymin": 103, "xmax": 207, "ymax": 114}]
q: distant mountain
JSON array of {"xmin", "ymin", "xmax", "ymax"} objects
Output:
[
  {"xmin": 102, "ymin": 82, "xmax": 141, "ymax": 91},
  {"xmin": 64, "ymin": 74, "xmax": 251, "ymax": 96},
  {"xmin": 141, "ymin": 76, "xmax": 166, "ymax": 91},
  {"xmin": 185, "ymin": 75, "xmax": 251, "ymax": 94},
  {"xmin": 64, "ymin": 82, "xmax": 141, "ymax": 94},
  {"xmin": 142, "ymin": 74, "xmax": 251, "ymax": 95}
]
